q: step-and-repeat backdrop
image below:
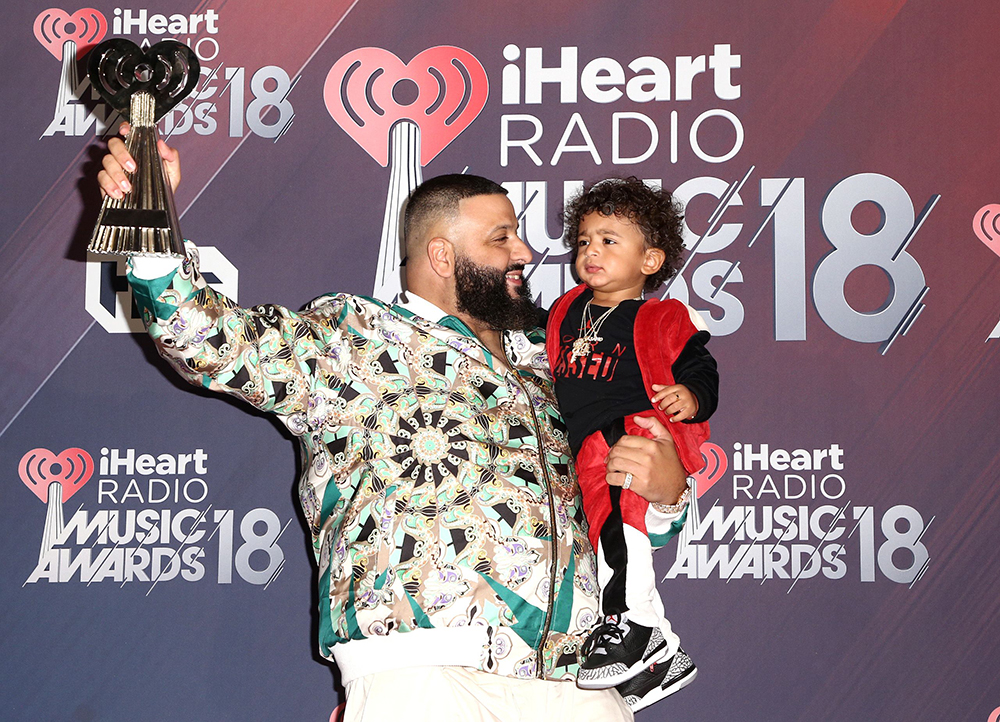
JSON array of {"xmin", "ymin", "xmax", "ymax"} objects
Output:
[{"xmin": 3, "ymin": 1, "xmax": 999, "ymax": 720}]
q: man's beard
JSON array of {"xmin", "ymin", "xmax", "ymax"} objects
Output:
[{"xmin": 454, "ymin": 255, "xmax": 539, "ymax": 332}]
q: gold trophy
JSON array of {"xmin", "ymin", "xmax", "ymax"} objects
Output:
[{"xmin": 87, "ymin": 39, "xmax": 199, "ymax": 257}]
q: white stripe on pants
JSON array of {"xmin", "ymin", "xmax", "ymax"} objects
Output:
[{"xmin": 596, "ymin": 524, "xmax": 680, "ymax": 659}]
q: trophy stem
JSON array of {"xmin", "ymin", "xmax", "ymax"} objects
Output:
[
  {"xmin": 88, "ymin": 91, "xmax": 185, "ymax": 258},
  {"xmin": 373, "ymin": 120, "xmax": 423, "ymax": 303},
  {"xmin": 39, "ymin": 482, "xmax": 65, "ymax": 564}
]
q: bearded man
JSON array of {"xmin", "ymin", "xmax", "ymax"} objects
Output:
[{"xmin": 97, "ymin": 134, "xmax": 690, "ymax": 722}]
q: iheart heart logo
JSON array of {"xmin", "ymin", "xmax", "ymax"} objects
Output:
[
  {"xmin": 974, "ymin": 204, "xmax": 1000, "ymax": 258},
  {"xmin": 19, "ymin": 448, "xmax": 94, "ymax": 503},
  {"xmin": 692, "ymin": 442, "xmax": 727, "ymax": 498},
  {"xmin": 33, "ymin": 8, "xmax": 107, "ymax": 60},
  {"xmin": 324, "ymin": 46, "xmax": 489, "ymax": 167}
]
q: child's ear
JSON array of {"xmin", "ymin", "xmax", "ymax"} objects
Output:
[{"xmin": 642, "ymin": 247, "xmax": 666, "ymax": 277}]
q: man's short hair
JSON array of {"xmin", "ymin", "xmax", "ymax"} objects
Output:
[{"xmin": 403, "ymin": 174, "xmax": 508, "ymax": 249}]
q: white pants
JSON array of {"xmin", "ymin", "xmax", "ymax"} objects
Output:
[
  {"xmin": 596, "ymin": 524, "xmax": 680, "ymax": 659},
  {"xmin": 342, "ymin": 666, "xmax": 634, "ymax": 722}
]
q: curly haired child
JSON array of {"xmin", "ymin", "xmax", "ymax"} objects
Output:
[{"xmin": 546, "ymin": 177, "xmax": 719, "ymax": 712}]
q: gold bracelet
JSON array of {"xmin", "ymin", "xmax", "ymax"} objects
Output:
[{"xmin": 651, "ymin": 485, "xmax": 690, "ymax": 515}]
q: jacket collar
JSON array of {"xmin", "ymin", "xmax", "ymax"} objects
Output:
[
  {"xmin": 395, "ymin": 291, "xmax": 450, "ymax": 324},
  {"xmin": 395, "ymin": 291, "xmax": 478, "ymax": 337}
]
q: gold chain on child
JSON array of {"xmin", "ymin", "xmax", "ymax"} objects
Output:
[{"xmin": 570, "ymin": 300, "xmax": 617, "ymax": 362}]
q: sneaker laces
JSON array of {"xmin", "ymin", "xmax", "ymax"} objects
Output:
[{"xmin": 581, "ymin": 619, "xmax": 626, "ymax": 658}]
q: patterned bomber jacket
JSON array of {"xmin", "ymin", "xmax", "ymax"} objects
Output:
[{"xmin": 127, "ymin": 247, "xmax": 606, "ymax": 683}]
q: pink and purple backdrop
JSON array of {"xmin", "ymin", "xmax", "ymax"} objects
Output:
[{"xmin": 3, "ymin": 1, "xmax": 999, "ymax": 720}]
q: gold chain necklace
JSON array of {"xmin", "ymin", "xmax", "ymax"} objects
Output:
[
  {"xmin": 569, "ymin": 295, "xmax": 641, "ymax": 362},
  {"xmin": 570, "ymin": 300, "xmax": 615, "ymax": 362}
]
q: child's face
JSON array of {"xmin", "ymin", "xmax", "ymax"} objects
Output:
[{"xmin": 575, "ymin": 211, "xmax": 660, "ymax": 301}]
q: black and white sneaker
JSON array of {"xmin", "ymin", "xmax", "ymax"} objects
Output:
[
  {"xmin": 615, "ymin": 647, "xmax": 698, "ymax": 712},
  {"xmin": 576, "ymin": 614, "xmax": 670, "ymax": 689}
]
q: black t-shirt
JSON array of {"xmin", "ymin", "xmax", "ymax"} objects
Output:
[{"xmin": 552, "ymin": 290, "xmax": 718, "ymax": 456}]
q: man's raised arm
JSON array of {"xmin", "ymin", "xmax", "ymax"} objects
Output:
[{"xmin": 97, "ymin": 127, "xmax": 341, "ymax": 416}]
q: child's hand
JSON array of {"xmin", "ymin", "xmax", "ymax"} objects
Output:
[{"xmin": 651, "ymin": 384, "xmax": 699, "ymax": 422}]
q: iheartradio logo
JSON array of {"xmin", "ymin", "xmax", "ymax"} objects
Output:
[
  {"xmin": 692, "ymin": 442, "xmax": 727, "ymax": 497},
  {"xmin": 976, "ymin": 204, "xmax": 1000, "ymax": 341},
  {"xmin": 34, "ymin": 8, "xmax": 110, "ymax": 132},
  {"xmin": 19, "ymin": 447, "xmax": 95, "ymax": 563},
  {"xmin": 33, "ymin": 7, "xmax": 107, "ymax": 59},
  {"xmin": 974, "ymin": 204, "xmax": 1000, "ymax": 258},
  {"xmin": 324, "ymin": 46, "xmax": 488, "ymax": 167},
  {"xmin": 19, "ymin": 447, "xmax": 94, "ymax": 503},
  {"xmin": 324, "ymin": 47, "xmax": 489, "ymax": 303}
]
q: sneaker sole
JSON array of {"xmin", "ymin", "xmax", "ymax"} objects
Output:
[
  {"xmin": 621, "ymin": 665, "xmax": 698, "ymax": 712},
  {"xmin": 576, "ymin": 640, "xmax": 672, "ymax": 690}
]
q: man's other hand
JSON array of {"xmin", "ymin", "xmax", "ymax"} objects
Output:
[{"xmin": 605, "ymin": 415, "xmax": 687, "ymax": 505}]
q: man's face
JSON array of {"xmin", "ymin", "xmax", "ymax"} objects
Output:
[{"xmin": 450, "ymin": 194, "xmax": 537, "ymax": 331}]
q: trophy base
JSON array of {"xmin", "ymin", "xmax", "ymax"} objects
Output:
[{"xmin": 88, "ymin": 214, "xmax": 186, "ymax": 258}]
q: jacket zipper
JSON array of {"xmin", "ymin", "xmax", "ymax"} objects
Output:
[{"xmin": 501, "ymin": 339, "xmax": 558, "ymax": 679}]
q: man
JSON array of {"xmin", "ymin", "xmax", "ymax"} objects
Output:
[{"xmin": 97, "ymin": 131, "xmax": 691, "ymax": 721}]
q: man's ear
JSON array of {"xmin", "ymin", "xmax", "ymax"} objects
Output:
[
  {"xmin": 426, "ymin": 237, "xmax": 455, "ymax": 279},
  {"xmin": 642, "ymin": 247, "xmax": 666, "ymax": 277}
]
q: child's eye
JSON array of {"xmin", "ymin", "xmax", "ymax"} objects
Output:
[
  {"xmin": 603, "ymin": 237, "xmax": 616, "ymax": 244},
  {"xmin": 577, "ymin": 239, "xmax": 589, "ymax": 247}
]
